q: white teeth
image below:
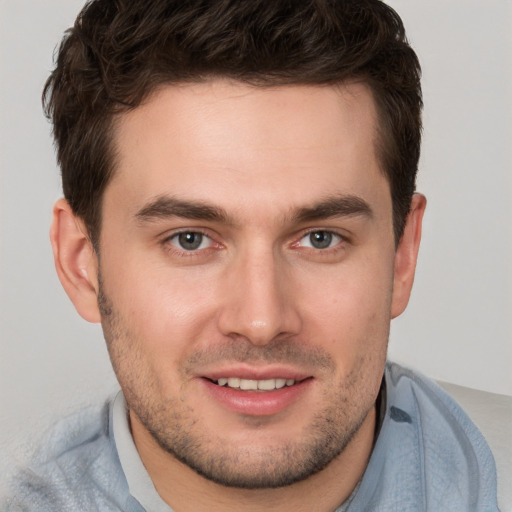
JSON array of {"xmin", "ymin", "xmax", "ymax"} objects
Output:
[
  {"xmin": 227, "ymin": 377, "xmax": 240, "ymax": 388},
  {"xmin": 275, "ymin": 378, "xmax": 286, "ymax": 389},
  {"xmin": 215, "ymin": 378, "xmax": 296, "ymax": 390},
  {"xmin": 240, "ymin": 379, "xmax": 258, "ymax": 390},
  {"xmin": 257, "ymin": 379, "xmax": 276, "ymax": 391}
]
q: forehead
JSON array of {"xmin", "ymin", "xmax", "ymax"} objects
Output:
[{"xmin": 107, "ymin": 80, "xmax": 389, "ymax": 222}]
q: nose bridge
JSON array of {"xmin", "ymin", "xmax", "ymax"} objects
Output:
[{"xmin": 218, "ymin": 244, "xmax": 300, "ymax": 344}]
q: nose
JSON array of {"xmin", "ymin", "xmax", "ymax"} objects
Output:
[{"xmin": 217, "ymin": 248, "xmax": 302, "ymax": 345}]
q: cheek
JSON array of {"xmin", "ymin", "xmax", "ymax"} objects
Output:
[
  {"xmin": 105, "ymin": 259, "xmax": 223, "ymax": 358},
  {"xmin": 298, "ymin": 260, "xmax": 393, "ymax": 358}
]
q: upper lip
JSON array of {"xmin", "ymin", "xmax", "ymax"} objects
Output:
[{"xmin": 198, "ymin": 364, "xmax": 312, "ymax": 382}]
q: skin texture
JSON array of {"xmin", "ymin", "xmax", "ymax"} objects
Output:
[{"xmin": 51, "ymin": 80, "xmax": 425, "ymax": 512}]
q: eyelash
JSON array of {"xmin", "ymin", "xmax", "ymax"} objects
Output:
[
  {"xmin": 160, "ymin": 228, "xmax": 349, "ymax": 258},
  {"xmin": 292, "ymin": 229, "xmax": 349, "ymax": 255},
  {"xmin": 162, "ymin": 230, "xmax": 219, "ymax": 257}
]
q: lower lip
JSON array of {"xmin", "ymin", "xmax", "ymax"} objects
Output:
[{"xmin": 201, "ymin": 378, "xmax": 312, "ymax": 416}]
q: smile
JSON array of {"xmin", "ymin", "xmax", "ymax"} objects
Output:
[
  {"xmin": 202, "ymin": 375, "xmax": 313, "ymax": 415},
  {"xmin": 213, "ymin": 377, "xmax": 297, "ymax": 391}
]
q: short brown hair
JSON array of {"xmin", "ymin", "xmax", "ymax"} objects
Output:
[{"xmin": 43, "ymin": 0, "xmax": 422, "ymax": 246}]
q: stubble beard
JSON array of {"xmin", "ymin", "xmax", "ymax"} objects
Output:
[{"xmin": 98, "ymin": 280, "xmax": 383, "ymax": 489}]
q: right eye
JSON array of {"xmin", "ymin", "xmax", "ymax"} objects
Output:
[
  {"xmin": 168, "ymin": 231, "xmax": 213, "ymax": 251},
  {"xmin": 298, "ymin": 230, "xmax": 343, "ymax": 250}
]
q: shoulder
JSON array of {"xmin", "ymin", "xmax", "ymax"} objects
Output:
[
  {"xmin": 348, "ymin": 363, "xmax": 498, "ymax": 511},
  {"xmin": 3, "ymin": 398, "xmax": 134, "ymax": 511},
  {"xmin": 386, "ymin": 362, "xmax": 495, "ymax": 458},
  {"xmin": 385, "ymin": 362, "xmax": 498, "ymax": 510}
]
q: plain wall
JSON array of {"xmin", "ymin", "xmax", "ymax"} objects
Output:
[
  {"xmin": 1, "ymin": 0, "xmax": 511, "ymax": 483},
  {"xmin": 385, "ymin": 0, "xmax": 512, "ymax": 395}
]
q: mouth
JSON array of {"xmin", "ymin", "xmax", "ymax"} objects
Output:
[
  {"xmin": 201, "ymin": 374, "xmax": 313, "ymax": 416},
  {"xmin": 209, "ymin": 377, "xmax": 299, "ymax": 391}
]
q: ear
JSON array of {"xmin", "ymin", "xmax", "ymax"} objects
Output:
[
  {"xmin": 50, "ymin": 198, "xmax": 101, "ymax": 323},
  {"xmin": 391, "ymin": 193, "xmax": 426, "ymax": 319}
]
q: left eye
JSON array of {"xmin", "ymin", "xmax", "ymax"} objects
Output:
[
  {"xmin": 169, "ymin": 232, "xmax": 212, "ymax": 251},
  {"xmin": 299, "ymin": 231, "xmax": 342, "ymax": 250}
]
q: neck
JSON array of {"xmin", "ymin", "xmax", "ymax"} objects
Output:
[{"xmin": 130, "ymin": 406, "xmax": 375, "ymax": 512}]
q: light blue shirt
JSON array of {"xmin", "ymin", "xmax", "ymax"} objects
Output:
[{"xmin": 3, "ymin": 363, "xmax": 499, "ymax": 511}]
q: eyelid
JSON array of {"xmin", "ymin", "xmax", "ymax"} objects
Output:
[
  {"xmin": 294, "ymin": 228, "xmax": 348, "ymax": 246},
  {"xmin": 168, "ymin": 230, "xmax": 212, "ymax": 250},
  {"xmin": 286, "ymin": 229, "xmax": 353, "ymax": 264},
  {"xmin": 161, "ymin": 228, "xmax": 221, "ymax": 256}
]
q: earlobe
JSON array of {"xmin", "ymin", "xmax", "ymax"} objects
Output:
[
  {"xmin": 391, "ymin": 193, "xmax": 426, "ymax": 319},
  {"xmin": 50, "ymin": 199, "xmax": 101, "ymax": 323}
]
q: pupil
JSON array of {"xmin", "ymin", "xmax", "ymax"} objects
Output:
[
  {"xmin": 178, "ymin": 232, "xmax": 202, "ymax": 250},
  {"xmin": 310, "ymin": 231, "xmax": 332, "ymax": 249}
]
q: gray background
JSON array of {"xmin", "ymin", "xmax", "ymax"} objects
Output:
[{"xmin": 1, "ymin": 0, "xmax": 511, "ymax": 485}]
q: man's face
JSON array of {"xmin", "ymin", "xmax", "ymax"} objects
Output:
[{"xmin": 97, "ymin": 80, "xmax": 399, "ymax": 488}]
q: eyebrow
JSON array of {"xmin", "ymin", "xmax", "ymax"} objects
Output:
[
  {"xmin": 135, "ymin": 193, "xmax": 373, "ymax": 225},
  {"xmin": 135, "ymin": 196, "xmax": 229, "ymax": 224},
  {"xmin": 292, "ymin": 194, "xmax": 373, "ymax": 223}
]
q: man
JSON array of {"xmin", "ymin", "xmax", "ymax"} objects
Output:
[{"xmin": 5, "ymin": 0, "xmax": 498, "ymax": 510}]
